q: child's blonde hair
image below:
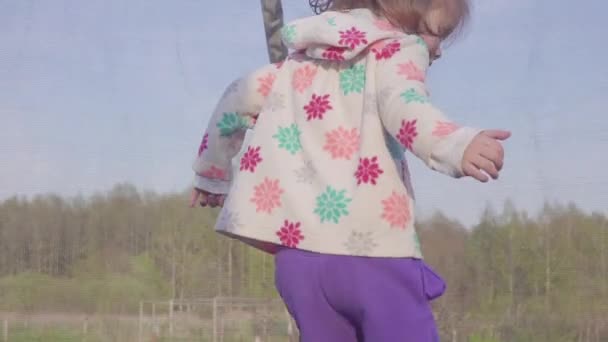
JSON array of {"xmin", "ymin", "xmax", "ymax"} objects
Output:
[{"xmin": 311, "ymin": 0, "xmax": 469, "ymax": 41}]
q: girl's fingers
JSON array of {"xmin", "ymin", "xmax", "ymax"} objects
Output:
[
  {"xmin": 472, "ymin": 155, "xmax": 499, "ymax": 180},
  {"xmin": 190, "ymin": 189, "xmax": 201, "ymax": 208},
  {"xmin": 463, "ymin": 162, "xmax": 489, "ymax": 183},
  {"xmin": 207, "ymin": 194, "xmax": 219, "ymax": 207},
  {"xmin": 480, "ymin": 143, "xmax": 504, "ymax": 171},
  {"xmin": 482, "ymin": 129, "xmax": 511, "ymax": 141}
]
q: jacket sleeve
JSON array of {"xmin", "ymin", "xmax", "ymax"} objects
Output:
[
  {"xmin": 192, "ymin": 63, "xmax": 279, "ymax": 193},
  {"xmin": 375, "ymin": 36, "xmax": 480, "ymax": 178}
]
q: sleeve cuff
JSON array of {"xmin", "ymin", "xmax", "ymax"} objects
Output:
[
  {"xmin": 193, "ymin": 175, "xmax": 231, "ymax": 194},
  {"xmin": 428, "ymin": 127, "xmax": 481, "ymax": 178}
]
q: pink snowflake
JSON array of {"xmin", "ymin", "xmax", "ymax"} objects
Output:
[
  {"xmin": 276, "ymin": 220, "xmax": 305, "ymax": 248},
  {"xmin": 197, "ymin": 133, "xmax": 208, "ymax": 156},
  {"xmin": 355, "ymin": 156, "xmax": 384, "ymax": 185},
  {"xmin": 303, "ymin": 94, "xmax": 332, "ymax": 120},
  {"xmin": 371, "ymin": 40, "xmax": 401, "ymax": 60},
  {"xmin": 240, "ymin": 146, "xmax": 262, "ymax": 172},
  {"xmin": 397, "ymin": 61, "xmax": 425, "ymax": 82},
  {"xmin": 381, "ymin": 192, "xmax": 411, "ymax": 229},
  {"xmin": 200, "ymin": 166, "xmax": 227, "ymax": 180},
  {"xmin": 292, "ymin": 65, "xmax": 318, "ymax": 93},
  {"xmin": 323, "ymin": 127, "xmax": 360, "ymax": 160},
  {"xmin": 338, "ymin": 27, "xmax": 368, "ymax": 49},
  {"xmin": 322, "ymin": 46, "xmax": 346, "ymax": 61},
  {"xmin": 397, "ymin": 119, "xmax": 418, "ymax": 150},
  {"xmin": 257, "ymin": 73, "xmax": 276, "ymax": 98},
  {"xmin": 250, "ymin": 178, "xmax": 284, "ymax": 214},
  {"xmin": 433, "ymin": 121, "xmax": 460, "ymax": 137}
]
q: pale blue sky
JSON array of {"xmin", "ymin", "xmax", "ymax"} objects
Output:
[{"xmin": 1, "ymin": 0, "xmax": 606, "ymax": 226}]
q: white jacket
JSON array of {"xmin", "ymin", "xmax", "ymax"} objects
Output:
[{"xmin": 192, "ymin": 9, "xmax": 479, "ymax": 257}]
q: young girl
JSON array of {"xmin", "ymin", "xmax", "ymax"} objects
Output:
[{"xmin": 191, "ymin": 0, "xmax": 510, "ymax": 340}]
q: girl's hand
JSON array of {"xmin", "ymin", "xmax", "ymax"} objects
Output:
[
  {"xmin": 190, "ymin": 188, "xmax": 226, "ymax": 208},
  {"xmin": 462, "ymin": 130, "xmax": 511, "ymax": 182}
]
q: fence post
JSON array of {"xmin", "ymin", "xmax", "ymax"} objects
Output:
[
  {"xmin": 138, "ymin": 302, "xmax": 144, "ymax": 342},
  {"xmin": 169, "ymin": 299, "xmax": 174, "ymax": 339},
  {"xmin": 82, "ymin": 317, "xmax": 88, "ymax": 341},
  {"xmin": 3, "ymin": 319, "xmax": 7, "ymax": 342},
  {"xmin": 213, "ymin": 297, "xmax": 218, "ymax": 342}
]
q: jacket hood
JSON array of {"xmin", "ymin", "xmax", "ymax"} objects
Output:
[{"xmin": 281, "ymin": 9, "xmax": 407, "ymax": 61}]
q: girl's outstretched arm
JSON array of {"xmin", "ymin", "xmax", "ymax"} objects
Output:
[
  {"xmin": 376, "ymin": 36, "xmax": 480, "ymax": 178},
  {"xmin": 192, "ymin": 63, "xmax": 279, "ymax": 194}
]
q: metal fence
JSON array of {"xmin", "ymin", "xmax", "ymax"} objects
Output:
[{"xmin": 138, "ymin": 297, "xmax": 297, "ymax": 342}]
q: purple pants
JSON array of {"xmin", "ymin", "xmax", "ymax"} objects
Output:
[{"xmin": 275, "ymin": 248, "xmax": 446, "ymax": 342}]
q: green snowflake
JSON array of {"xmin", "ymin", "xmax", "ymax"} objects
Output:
[
  {"xmin": 327, "ymin": 17, "xmax": 336, "ymax": 26},
  {"xmin": 400, "ymin": 88, "xmax": 428, "ymax": 104},
  {"xmin": 281, "ymin": 25, "xmax": 296, "ymax": 44},
  {"xmin": 216, "ymin": 112, "xmax": 247, "ymax": 136},
  {"xmin": 273, "ymin": 124, "xmax": 302, "ymax": 155},
  {"xmin": 416, "ymin": 36, "xmax": 427, "ymax": 48},
  {"xmin": 314, "ymin": 186, "xmax": 352, "ymax": 224},
  {"xmin": 340, "ymin": 64, "xmax": 366, "ymax": 95}
]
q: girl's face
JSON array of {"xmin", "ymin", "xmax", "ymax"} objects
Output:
[
  {"xmin": 420, "ymin": 7, "xmax": 453, "ymax": 64},
  {"xmin": 420, "ymin": 34, "xmax": 442, "ymax": 63}
]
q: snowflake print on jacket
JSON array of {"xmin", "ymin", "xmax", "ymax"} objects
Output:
[
  {"xmin": 293, "ymin": 65, "xmax": 318, "ymax": 93},
  {"xmin": 277, "ymin": 220, "xmax": 305, "ymax": 248},
  {"xmin": 397, "ymin": 119, "xmax": 418, "ymax": 150},
  {"xmin": 257, "ymin": 73, "xmax": 276, "ymax": 98},
  {"xmin": 304, "ymin": 94, "xmax": 332, "ymax": 120},
  {"xmin": 344, "ymin": 231, "xmax": 377, "ymax": 255},
  {"xmin": 371, "ymin": 40, "xmax": 401, "ymax": 60},
  {"xmin": 338, "ymin": 27, "xmax": 368, "ymax": 49},
  {"xmin": 264, "ymin": 93, "xmax": 285, "ymax": 112},
  {"xmin": 322, "ymin": 46, "xmax": 346, "ymax": 61},
  {"xmin": 240, "ymin": 146, "xmax": 262, "ymax": 172},
  {"xmin": 340, "ymin": 64, "xmax": 366, "ymax": 95},
  {"xmin": 400, "ymin": 88, "xmax": 429, "ymax": 104},
  {"xmin": 217, "ymin": 112, "xmax": 247, "ymax": 136},
  {"xmin": 381, "ymin": 191, "xmax": 411, "ymax": 229},
  {"xmin": 295, "ymin": 160, "xmax": 317, "ymax": 184},
  {"xmin": 273, "ymin": 124, "xmax": 302, "ymax": 155},
  {"xmin": 397, "ymin": 61, "xmax": 425, "ymax": 82},
  {"xmin": 197, "ymin": 133, "xmax": 208, "ymax": 156},
  {"xmin": 355, "ymin": 156, "xmax": 384, "ymax": 185},
  {"xmin": 433, "ymin": 121, "xmax": 460, "ymax": 137},
  {"xmin": 200, "ymin": 166, "xmax": 226, "ymax": 180},
  {"xmin": 281, "ymin": 25, "xmax": 296, "ymax": 44},
  {"xmin": 251, "ymin": 178, "xmax": 284, "ymax": 214},
  {"xmin": 314, "ymin": 186, "xmax": 352, "ymax": 224},
  {"xmin": 324, "ymin": 127, "xmax": 359, "ymax": 160}
]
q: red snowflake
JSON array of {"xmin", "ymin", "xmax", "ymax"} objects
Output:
[
  {"xmin": 372, "ymin": 40, "xmax": 401, "ymax": 60},
  {"xmin": 338, "ymin": 27, "xmax": 368, "ymax": 49},
  {"xmin": 397, "ymin": 119, "xmax": 418, "ymax": 150},
  {"xmin": 322, "ymin": 46, "xmax": 346, "ymax": 61},
  {"xmin": 276, "ymin": 220, "xmax": 305, "ymax": 248},
  {"xmin": 200, "ymin": 166, "xmax": 226, "ymax": 180},
  {"xmin": 303, "ymin": 94, "xmax": 332, "ymax": 120},
  {"xmin": 197, "ymin": 133, "xmax": 208, "ymax": 156},
  {"xmin": 240, "ymin": 146, "xmax": 262, "ymax": 172},
  {"xmin": 355, "ymin": 156, "xmax": 384, "ymax": 185}
]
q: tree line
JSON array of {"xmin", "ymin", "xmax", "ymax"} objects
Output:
[{"xmin": 0, "ymin": 183, "xmax": 606, "ymax": 341}]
